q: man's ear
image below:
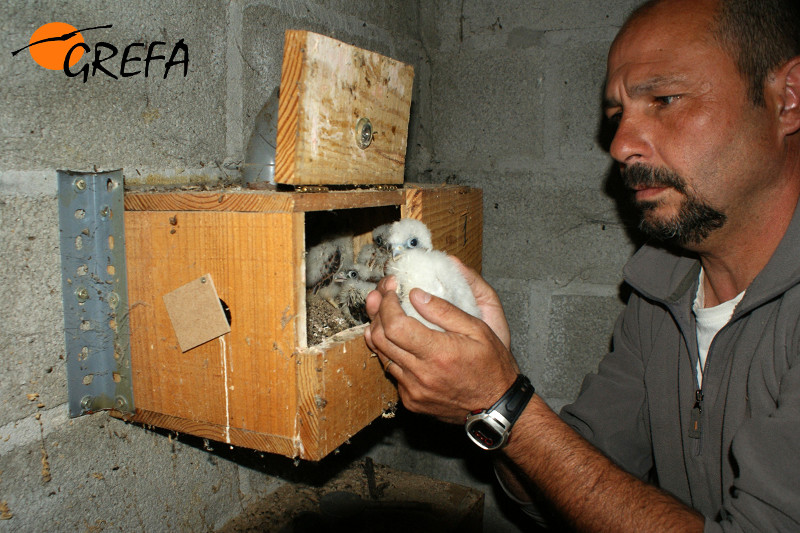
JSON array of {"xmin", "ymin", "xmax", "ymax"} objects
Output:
[{"xmin": 773, "ymin": 56, "xmax": 800, "ymax": 137}]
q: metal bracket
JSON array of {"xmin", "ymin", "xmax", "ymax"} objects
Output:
[{"xmin": 58, "ymin": 169, "xmax": 134, "ymax": 417}]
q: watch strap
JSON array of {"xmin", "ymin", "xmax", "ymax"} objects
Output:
[{"xmin": 490, "ymin": 374, "xmax": 534, "ymax": 427}]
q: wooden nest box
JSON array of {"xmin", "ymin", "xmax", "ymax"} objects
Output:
[{"xmin": 121, "ymin": 31, "xmax": 482, "ymax": 460}]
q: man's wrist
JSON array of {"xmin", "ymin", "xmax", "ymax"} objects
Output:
[{"xmin": 465, "ymin": 374, "xmax": 534, "ymax": 450}]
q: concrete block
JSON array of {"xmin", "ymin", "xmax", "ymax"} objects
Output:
[
  {"xmin": 540, "ymin": 293, "xmax": 624, "ymax": 404},
  {"xmin": 0, "ymin": 414, "xmax": 248, "ymax": 531},
  {"xmin": 421, "ymin": 0, "xmax": 642, "ymax": 53},
  {"xmin": 490, "ymin": 278, "xmax": 531, "ymax": 357},
  {"xmin": 545, "ymin": 29, "xmax": 619, "ymax": 158},
  {"xmin": 0, "ymin": 194, "xmax": 66, "ymax": 427},
  {"xmin": 305, "ymin": 0, "xmax": 421, "ymax": 39},
  {"xmin": 471, "ymin": 172, "xmax": 636, "ymax": 285},
  {"xmin": 2, "ymin": 1, "xmax": 228, "ymax": 171},
  {"xmin": 430, "ymin": 48, "xmax": 546, "ymax": 171}
]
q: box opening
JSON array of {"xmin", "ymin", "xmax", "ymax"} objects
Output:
[{"xmin": 304, "ymin": 205, "xmax": 400, "ymax": 347}]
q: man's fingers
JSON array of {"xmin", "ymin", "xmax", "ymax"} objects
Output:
[
  {"xmin": 367, "ymin": 289, "xmax": 420, "ymax": 367},
  {"xmin": 408, "ymin": 288, "xmax": 480, "ymax": 337},
  {"xmin": 376, "ymin": 275, "xmax": 398, "ymax": 294},
  {"xmin": 365, "ymin": 289, "xmax": 382, "ymax": 320}
]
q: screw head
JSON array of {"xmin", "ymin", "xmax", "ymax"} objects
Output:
[
  {"xmin": 107, "ymin": 292, "xmax": 120, "ymax": 309},
  {"xmin": 74, "ymin": 178, "xmax": 87, "ymax": 191},
  {"xmin": 114, "ymin": 396, "xmax": 128, "ymax": 411},
  {"xmin": 80, "ymin": 395, "xmax": 93, "ymax": 411},
  {"xmin": 355, "ymin": 117, "xmax": 373, "ymax": 149},
  {"xmin": 75, "ymin": 287, "xmax": 89, "ymax": 302}
]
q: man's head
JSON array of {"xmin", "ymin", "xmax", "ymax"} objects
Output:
[
  {"xmin": 629, "ymin": 0, "xmax": 800, "ymax": 106},
  {"xmin": 605, "ymin": 0, "xmax": 800, "ymax": 249},
  {"xmin": 711, "ymin": 0, "xmax": 800, "ymax": 106}
]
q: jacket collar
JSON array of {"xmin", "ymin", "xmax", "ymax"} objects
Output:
[
  {"xmin": 623, "ymin": 245, "xmax": 699, "ymax": 306},
  {"xmin": 623, "ymin": 199, "xmax": 800, "ymax": 313}
]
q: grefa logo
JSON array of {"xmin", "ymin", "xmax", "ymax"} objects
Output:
[{"xmin": 12, "ymin": 22, "xmax": 189, "ymax": 82}]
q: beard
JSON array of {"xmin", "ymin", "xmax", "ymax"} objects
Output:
[{"xmin": 622, "ymin": 164, "xmax": 726, "ymax": 246}]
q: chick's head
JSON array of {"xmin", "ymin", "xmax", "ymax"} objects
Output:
[
  {"xmin": 387, "ymin": 219, "xmax": 433, "ymax": 259},
  {"xmin": 372, "ymin": 223, "xmax": 393, "ymax": 251},
  {"xmin": 333, "ymin": 263, "xmax": 371, "ymax": 283}
]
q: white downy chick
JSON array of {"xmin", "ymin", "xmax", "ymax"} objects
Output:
[
  {"xmin": 334, "ymin": 264, "xmax": 377, "ymax": 326},
  {"xmin": 384, "ymin": 219, "xmax": 481, "ymax": 331},
  {"xmin": 306, "ymin": 233, "xmax": 354, "ymax": 305},
  {"xmin": 355, "ymin": 223, "xmax": 392, "ymax": 282}
]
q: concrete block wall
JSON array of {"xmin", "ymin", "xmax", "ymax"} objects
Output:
[{"xmin": 1, "ymin": 1, "xmax": 644, "ymax": 531}]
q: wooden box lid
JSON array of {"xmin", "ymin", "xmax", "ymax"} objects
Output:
[{"xmin": 275, "ymin": 30, "xmax": 414, "ymax": 186}]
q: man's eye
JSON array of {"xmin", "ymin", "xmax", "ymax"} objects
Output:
[{"xmin": 655, "ymin": 95, "xmax": 679, "ymax": 106}]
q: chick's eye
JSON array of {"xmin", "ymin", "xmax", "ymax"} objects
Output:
[
  {"xmin": 408, "ymin": 238, "xmax": 418, "ymax": 248},
  {"xmin": 375, "ymin": 236, "xmax": 383, "ymax": 246},
  {"xmin": 349, "ymin": 271, "xmax": 357, "ymax": 279}
]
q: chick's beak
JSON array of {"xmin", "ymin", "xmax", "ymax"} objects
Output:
[
  {"xmin": 391, "ymin": 245, "xmax": 404, "ymax": 260},
  {"xmin": 333, "ymin": 271, "xmax": 347, "ymax": 283}
]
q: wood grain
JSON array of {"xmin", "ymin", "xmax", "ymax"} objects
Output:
[
  {"xmin": 124, "ymin": 189, "xmax": 404, "ymax": 213},
  {"xmin": 123, "ymin": 184, "xmax": 480, "ymax": 460},
  {"xmin": 275, "ymin": 30, "xmax": 414, "ymax": 186},
  {"xmin": 403, "ymin": 184, "xmax": 484, "ymax": 273},
  {"xmin": 111, "ymin": 409, "xmax": 297, "ymax": 458},
  {"xmin": 126, "ymin": 211, "xmax": 303, "ymax": 442},
  {"xmin": 296, "ymin": 327, "xmax": 398, "ymax": 460}
]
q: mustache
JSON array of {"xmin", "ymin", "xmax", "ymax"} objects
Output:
[{"xmin": 621, "ymin": 164, "xmax": 688, "ymax": 195}]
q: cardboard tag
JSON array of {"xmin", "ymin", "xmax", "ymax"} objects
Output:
[{"xmin": 163, "ymin": 273, "xmax": 231, "ymax": 352}]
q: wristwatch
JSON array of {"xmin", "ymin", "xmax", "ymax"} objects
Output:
[{"xmin": 465, "ymin": 374, "xmax": 534, "ymax": 451}]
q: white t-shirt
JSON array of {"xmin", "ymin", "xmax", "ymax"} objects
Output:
[{"xmin": 692, "ymin": 269, "xmax": 745, "ymax": 387}]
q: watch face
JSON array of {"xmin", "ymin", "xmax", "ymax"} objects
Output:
[{"xmin": 467, "ymin": 419, "xmax": 505, "ymax": 450}]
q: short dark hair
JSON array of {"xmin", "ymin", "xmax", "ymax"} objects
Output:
[
  {"xmin": 711, "ymin": 0, "xmax": 800, "ymax": 105},
  {"xmin": 626, "ymin": 0, "xmax": 800, "ymax": 106}
]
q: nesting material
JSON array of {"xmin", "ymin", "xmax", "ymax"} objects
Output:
[{"xmin": 306, "ymin": 294, "xmax": 352, "ymax": 346}]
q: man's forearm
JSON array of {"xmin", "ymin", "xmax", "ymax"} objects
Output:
[{"xmin": 502, "ymin": 396, "xmax": 704, "ymax": 532}]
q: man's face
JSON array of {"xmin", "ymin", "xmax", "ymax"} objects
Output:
[
  {"xmin": 604, "ymin": 0, "xmax": 780, "ymax": 250},
  {"xmin": 621, "ymin": 164, "xmax": 726, "ymax": 245}
]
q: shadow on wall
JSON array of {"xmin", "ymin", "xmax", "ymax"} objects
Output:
[
  {"xmin": 123, "ymin": 405, "xmax": 540, "ymax": 529},
  {"xmin": 121, "ymin": 407, "xmax": 481, "ymax": 489}
]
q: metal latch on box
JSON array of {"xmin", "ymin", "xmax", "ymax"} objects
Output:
[{"xmin": 57, "ymin": 169, "xmax": 134, "ymax": 417}]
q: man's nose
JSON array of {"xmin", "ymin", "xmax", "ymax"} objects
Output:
[{"xmin": 609, "ymin": 112, "xmax": 652, "ymax": 165}]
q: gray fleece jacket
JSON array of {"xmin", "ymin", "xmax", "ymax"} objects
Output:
[{"xmin": 561, "ymin": 207, "xmax": 800, "ymax": 532}]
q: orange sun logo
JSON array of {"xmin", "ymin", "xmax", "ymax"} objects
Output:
[{"xmin": 26, "ymin": 22, "xmax": 86, "ymax": 70}]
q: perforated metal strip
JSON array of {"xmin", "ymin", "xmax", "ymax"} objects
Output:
[{"xmin": 58, "ymin": 170, "xmax": 134, "ymax": 417}]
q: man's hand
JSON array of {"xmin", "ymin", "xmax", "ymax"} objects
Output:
[
  {"xmin": 451, "ymin": 257, "xmax": 511, "ymax": 348},
  {"xmin": 364, "ymin": 261, "xmax": 519, "ymax": 424}
]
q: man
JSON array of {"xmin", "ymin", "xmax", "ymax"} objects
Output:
[{"xmin": 364, "ymin": 0, "xmax": 800, "ymax": 530}]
